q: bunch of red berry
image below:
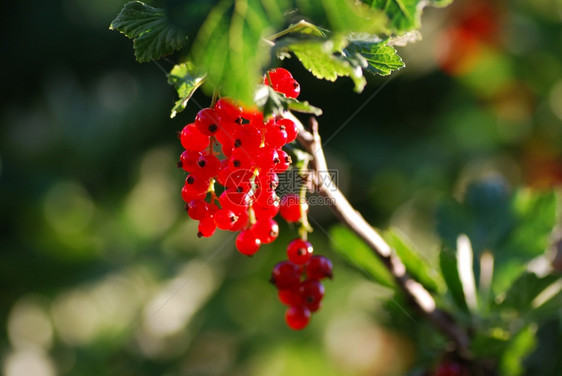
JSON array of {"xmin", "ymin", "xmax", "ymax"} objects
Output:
[{"xmin": 178, "ymin": 68, "xmax": 332, "ymax": 329}]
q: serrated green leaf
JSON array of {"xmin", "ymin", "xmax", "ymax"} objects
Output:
[
  {"xmin": 192, "ymin": 0, "xmax": 283, "ymax": 104},
  {"xmin": 167, "ymin": 62, "xmax": 206, "ymax": 118},
  {"xmin": 289, "ymin": 40, "xmax": 367, "ymax": 92},
  {"xmin": 384, "ymin": 228, "xmax": 444, "ymax": 292},
  {"xmin": 110, "ymin": 1, "xmax": 188, "ymax": 62},
  {"xmin": 254, "ymin": 86, "xmax": 322, "ymax": 118},
  {"xmin": 368, "ymin": 0, "xmax": 452, "ymax": 33},
  {"xmin": 439, "ymin": 246, "xmax": 469, "ymax": 312},
  {"xmin": 499, "ymin": 326, "xmax": 537, "ymax": 376},
  {"xmin": 346, "ymin": 38, "xmax": 404, "ymax": 76},
  {"xmin": 330, "ymin": 225, "xmax": 396, "ymax": 288}
]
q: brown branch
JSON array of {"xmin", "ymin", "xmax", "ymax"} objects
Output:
[{"xmin": 292, "ymin": 115, "xmax": 471, "ymax": 357}]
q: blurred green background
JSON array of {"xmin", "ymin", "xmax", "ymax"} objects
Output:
[{"xmin": 1, "ymin": 0, "xmax": 561, "ymax": 375}]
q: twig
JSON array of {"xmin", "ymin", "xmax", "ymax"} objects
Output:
[{"xmin": 291, "ymin": 115, "xmax": 471, "ymax": 357}]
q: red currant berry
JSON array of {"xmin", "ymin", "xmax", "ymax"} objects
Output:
[
  {"xmin": 264, "ymin": 68, "xmax": 293, "ymax": 86},
  {"xmin": 265, "ymin": 125, "xmax": 288, "ymax": 148},
  {"xmin": 195, "ymin": 154, "xmax": 221, "ymax": 178},
  {"xmin": 251, "ymin": 218, "xmax": 279, "ymax": 244},
  {"xmin": 195, "ymin": 108, "xmax": 221, "ymax": 136},
  {"xmin": 236, "ymin": 229, "xmax": 261, "ymax": 256},
  {"xmin": 180, "ymin": 123, "xmax": 210, "ymax": 152},
  {"xmin": 185, "ymin": 173, "xmax": 210, "ymax": 193},
  {"xmin": 256, "ymin": 148, "xmax": 280, "ymax": 171},
  {"xmin": 306, "ymin": 255, "xmax": 333, "ymax": 280},
  {"xmin": 231, "ymin": 209, "xmax": 249, "ymax": 231},
  {"xmin": 253, "ymin": 199, "xmax": 280, "ymax": 221},
  {"xmin": 215, "ymin": 97, "xmax": 243, "ymax": 122},
  {"xmin": 257, "ymin": 170, "xmax": 279, "ymax": 193},
  {"xmin": 181, "ymin": 185, "xmax": 206, "ymax": 203},
  {"xmin": 233, "ymin": 125, "xmax": 262, "ymax": 152},
  {"xmin": 214, "ymin": 208, "xmax": 238, "ymax": 231},
  {"xmin": 197, "ymin": 215, "xmax": 216, "ymax": 238},
  {"xmin": 278, "ymin": 289, "xmax": 301, "ymax": 306},
  {"xmin": 275, "ymin": 78, "xmax": 300, "ymax": 98},
  {"xmin": 223, "ymin": 168, "xmax": 254, "ymax": 193},
  {"xmin": 285, "ymin": 305, "xmax": 310, "ymax": 330},
  {"xmin": 187, "ymin": 199, "xmax": 209, "ymax": 220},
  {"xmin": 277, "ymin": 118, "xmax": 298, "ymax": 143},
  {"xmin": 298, "ymin": 279, "xmax": 324, "ymax": 312},
  {"xmin": 280, "ymin": 193, "xmax": 305, "ymax": 222},
  {"xmin": 287, "ymin": 239, "xmax": 313, "ymax": 265},
  {"xmin": 274, "ymin": 149, "xmax": 291, "ymax": 173},
  {"xmin": 229, "ymin": 148, "xmax": 254, "ymax": 170},
  {"xmin": 179, "ymin": 150, "xmax": 201, "ymax": 172},
  {"xmin": 219, "ymin": 189, "xmax": 251, "ymax": 214},
  {"xmin": 270, "ymin": 261, "xmax": 302, "ymax": 289}
]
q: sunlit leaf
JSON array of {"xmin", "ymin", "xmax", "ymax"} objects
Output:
[
  {"xmin": 346, "ymin": 38, "xmax": 404, "ymax": 76},
  {"xmin": 167, "ymin": 62, "xmax": 206, "ymax": 118}
]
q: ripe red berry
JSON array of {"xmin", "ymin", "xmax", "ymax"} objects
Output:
[
  {"xmin": 264, "ymin": 68, "xmax": 293, "ymax": 86},
  {"xmin": 280, "ymin": 193, "xmax": 305, "ymax": 222},
  {"xmin": 179, "ymin": 150, "xmax": 201, "ymax": 172},
  {"xmin": 233, "ymin": 125, "xmax": 262, "ymax": 152},
  {"xmin": 255, "ymin": 148, "xmax": 280, "ymax": 171},
  {"xmin": 214, "ymin": 208, "xmax": 238, "ymax": 231},
  {"xmin": 198, "ymin": 215, "xmax": 216, "ymax": 238},
  {"xmin": 251, "ymin": 218, "xmax": 279, "ymax": 244},
  {"xmin": 277, "ymin": 118, "xmax": 298, "ymax": 143},
  {"xmin": 278, "ymin": 289, "xmax": 301, "ymax": 306},
  {"xmin": 219, "ymin": 189, "xmax": 251, "ymax": 214},
  {"xmin": 298, "ymin": 279, "xmax": 324, "ymax": 312},
  {"xmin": 181, "ymin": 185, "xmax": 206, "ymax": 203},
  {"xmin": 184, "ymin": 173, "xmax": 210, "ymax": 193},
  {"xmin": 187, "ymin": 199, "xmax": 209, "ymax": 220},
  {"xmin": 274, "ymin": 149, "xmax": 291, "ymax": 173},
  {"xmin": 229, "ymin": 148, "xmax": 254, "ymax": 170},
  {"xmin": 285, "ymin": 305, "xmax": 310, "ymax": 330},
  {"xmin": 275, "ymin": 78, "xmax": 300, "ymax": 98},
  {"xmin": 253, "ymin": 198, "xmax": 280, "ymax": 221},
  {"xmin": 195, "ymin": 154, "xmax": 221, "ymax": 178},
  {"xmin": 265, "ymin": 125, "xmax": 288, "ymax": 148},
  {"xmin": 236, "ymin": 229, "xmax": 261, "ymax": 256},
  {"xmin": 271, "ymin": 261, "xmax": 302, "ymax": 290},
  {"xmin": 215, "ymin": 97, "xmax": 243, "ymax": 122},
  {"xmin": 306, "ymin": 256, "xmax": 333, "ymax": 280},
  {"xmin": 180, "ymin": 123, "xmax": 210, "ymax": 152},
  {"xmin": 195, "ymin": 108, "xmax": 221, "ymax": 136},
  {"xmin": 287, "ymin": 239, "xmax": 313, "ymax": 265}
]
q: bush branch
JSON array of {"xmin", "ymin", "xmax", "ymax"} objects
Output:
[{"xmin": 292, "ymin": 115, "xmax": 471, "ymax": 356}]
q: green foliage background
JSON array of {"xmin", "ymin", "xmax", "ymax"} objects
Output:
[{"xmin": 1, "ymin": 0, "xmax": 562, "ymax": 375}]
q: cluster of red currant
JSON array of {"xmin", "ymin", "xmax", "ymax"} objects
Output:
[{"xmin": 178, "ymin": 68, "xmax": 332, "ymax": 329}]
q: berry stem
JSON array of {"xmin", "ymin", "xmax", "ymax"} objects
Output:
[
  {"xmin": 297, "ymin": 157, "xmax": 313, "ymax": 240},
  {"xmin": 291, "ymin": 114, "xmax": 471, "ymax": 358}
]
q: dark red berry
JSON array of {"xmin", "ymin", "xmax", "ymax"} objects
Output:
[
  {"xmin": 180, "ymin": 123, "xmax": 210, "ymax": 151},
  {"xmin": 278, "ymin": 289, "xmax": 301, "ymax": 306},
  {"xmin": 280, "ymin": 194, "xmax": 305, "ymax": 222},
  {"xmin": 198, "ymin": 215, "xmax": 216, "ymax": 238},
  {"xmin": 195, "ymin": 108, "xmax": 221, "ymax": 136},
  {"xmin": 271, "ymin": 261, "xmax": 302, "ymax": 290},
  {"xmin": 306, "ymin": 256, "xmax": 333, "ymax": 280},
  {"xmin": 274, "ymin": 149, "xmax": 291, "ymax": 173},
  {"xmin": 298, "ymin": 280, "xmax": 324, "ymax": 312},
  {"xmin": 285, "ymin": 305, "xmax": 310, "ymax": 330},
  {"xmin": 435, "ymin": 362, "xmax": 466, "ymax": 376},
  {"xmin": 287, "ymin": 239, "xmax": 313, "ymax": 265},
  {"xmin": 251, "ymin": 218, "xmax": 279, "ymax": 244},
  {"xmin": 236, "ymin": 229, "xmax": 261, "ymax": 256}
]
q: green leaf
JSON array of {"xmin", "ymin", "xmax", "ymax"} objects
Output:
[
  {"xmin": 289, "ymin": 39, "xmax": 367, "ymax": 92},
  {"xmin": 345, "ymin": 38, "xmax": 404, "ymax": 76},
  {"xmin": 330, "ymin": 225, "xmax": 396, "ymax": 288},
  {"xmin": 500, "ymin": 272, "xmax": 560, "ymax": 311},
  {"xmin": 192, "ymin": 0, "xmax": 283, "ymax": 104},
  {"xmin": 167, "ymin": 62, "xmax": 206, "ymax": 118},
  {"xmin": 254, "ymin": 86, "xmax": 322, "ymax": 118},
  {"xmin": 384, "ymin": 228, "xmax": 444, "ymax": 292},
  {"xmin": 439, "ymin": 246, "xmax": 468, "ymax": 312},
  {"xmin": 110, "ymin": 1, "xmax": 188, "ymax": 63},
  {"xmin": 470, "ymin": 328, "xmax": 510, "ymax": 358},
  {"xmin": 368, "ymin": 0, "xmax": 452, "ymax": 33},
  {"xmin": 499, "ymin": 325, "xmax": 537, "ymax": 376},
  {"xmin": 297, "ymin": 0, "xmax": 389, "ymax": 34}
]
